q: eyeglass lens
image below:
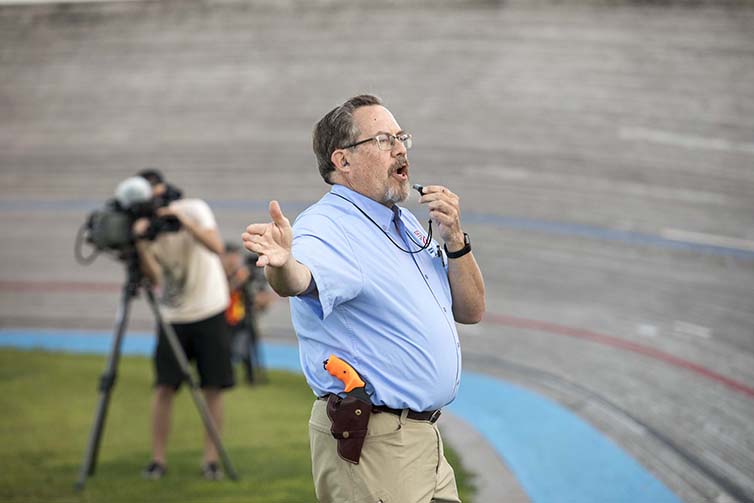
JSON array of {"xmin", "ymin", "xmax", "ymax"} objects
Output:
[{"xmin": 376, "ymin": 134, "xmax": 412, "ymax": 151}]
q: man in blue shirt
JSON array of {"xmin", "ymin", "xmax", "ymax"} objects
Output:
[{"xmin": 242, "ymin": 95, "xmax": 485, "ymax": 502}]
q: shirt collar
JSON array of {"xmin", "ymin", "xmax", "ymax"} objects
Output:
[{"xmin": 330, "ymin": 184, "xmax": 399, "ymax": 230}]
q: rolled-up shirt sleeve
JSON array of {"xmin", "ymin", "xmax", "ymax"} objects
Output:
[{"xmin": 292, "ymin": 214, "xmax": 363, "ymax": 320}]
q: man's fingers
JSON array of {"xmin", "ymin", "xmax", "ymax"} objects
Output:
[
  {"xmin": 430, "ymin": 210, "xmax": 455, "ymax": 227},
  {"xmin": 242, "ymin": 233, "xmax": 258, "ymax": 249},
  {"xmin": 427, "ymin": 199, "xmax": 459, "ymax": 217},
  {"xmin": 256, "ymin": 254, "xmax": 270, "ymax": 267},
  {"xmin": 429, "ymin": 209, "xmax": 454, "ymax": 223},
  {"xmin": 419, "ymin": 186, "xmax": 457, "ymax": 203},
  {"xmin": 421, "ymin": 185, "xmax": 452, "ymax": 195},
  {"xmin": 268, "ymin": 200, "xmax": 289, "ymax": 228},
  {"xmin": 241, "ymin": 232, "xmax": 256, "ymax": 243},
  {"xmin": 246, "ymin": 223, "xmax": 268, "ymax": 235}
]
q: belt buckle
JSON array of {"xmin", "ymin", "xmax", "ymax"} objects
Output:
[{"xmin": 429, "ymin": 409, "xmax": 442, "ymax": 423}]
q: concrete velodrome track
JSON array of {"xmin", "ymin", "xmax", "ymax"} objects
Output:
[{"xmin": 1, "ymin": 1, "xmax": 753, "ymax": 501}]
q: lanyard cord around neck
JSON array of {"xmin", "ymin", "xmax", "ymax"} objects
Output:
[{"xmin": 330, "ymin": 192, "xmax": 432, "ymax": 254}]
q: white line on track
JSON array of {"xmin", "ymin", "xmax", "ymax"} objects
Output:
[
  {"xmin": 465, "ymin": 165, "xmax": 730, "ymax": 205},
  {"xmin": 636, "ymin": 324, "xmax": 659, "ymax": 338},
  {"xmin": 673, "ymin": 321, "xmax": 712, "ymax": 339},
  {"xmin": 619, "ymin": 127, "xmax": 754, "ymax": 155},
  {"xmin": 661, "ymin": 228, "xmax": 754, "ymax": 252}
]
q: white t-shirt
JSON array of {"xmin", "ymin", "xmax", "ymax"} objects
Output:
[{"xmin": 148, "ymin": 198, "xmax": 229, "ymax": 323}]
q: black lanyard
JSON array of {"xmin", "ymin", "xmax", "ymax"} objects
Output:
[{"xmin": 330, "ymin": 192, "xmax": 432, "ymax": 254}]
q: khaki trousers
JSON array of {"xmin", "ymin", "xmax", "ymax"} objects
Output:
[{"xmin": 309, "ymin": 398, "xmax": 461, "ymax": 503}]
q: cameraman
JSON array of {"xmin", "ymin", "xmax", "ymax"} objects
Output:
[{"xmin": 132, "ymin": 169, "xmax": 234, "ymax": 481}]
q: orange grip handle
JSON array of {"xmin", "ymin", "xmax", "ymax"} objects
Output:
[{"xmin": 324, "ymin": 354, "xmax": 366, "ymax": 393}]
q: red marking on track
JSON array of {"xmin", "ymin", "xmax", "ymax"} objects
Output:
[{"xmin": 484, "ymin": 313, "xmax": 754, "ymax": 400}]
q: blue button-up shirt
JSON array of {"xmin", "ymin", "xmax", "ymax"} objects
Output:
[{"xmin": 290, "ymin": 184, "xmax": 461, "ymax": 412}]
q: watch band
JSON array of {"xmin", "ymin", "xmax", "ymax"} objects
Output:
[{"xmin": 444, "ymin": 233, "xmax": 471, "ymax": 259}]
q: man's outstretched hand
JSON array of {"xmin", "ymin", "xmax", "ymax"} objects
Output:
[{"xmin": 242, "ymin": 201, "xmax": 293, "ymax": 268}]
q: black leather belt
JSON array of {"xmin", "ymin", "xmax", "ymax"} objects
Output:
[
  {"xmin": 318, "ymin": 395, "xmax": 442, "ymax": 424},
  {"xmin": 372, "ymin": 405, "xmax": 442, "ymax": 424}
]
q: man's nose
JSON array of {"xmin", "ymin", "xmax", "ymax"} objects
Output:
[{"xmin": 392, "ymin": 138, "xmax": 408, "ymax": 157}]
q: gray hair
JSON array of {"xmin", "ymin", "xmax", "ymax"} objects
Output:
[{"xmin": 313, "ymin": 94, "xmax": 383, "ymax": 184}]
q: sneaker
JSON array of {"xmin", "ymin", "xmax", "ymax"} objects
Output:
[
  {"xmin": 201, "ymin": 461, "xmax": 224, "ymax": 481},
  {"xmin": 142, "ymin": 461, "xmax": 167, "ymax": 480}
]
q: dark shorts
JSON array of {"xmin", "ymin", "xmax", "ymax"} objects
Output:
[{"xmin": 154, "ymin": 311, "xmax": 235, "ymax": 390}]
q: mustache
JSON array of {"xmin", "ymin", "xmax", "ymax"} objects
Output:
[{"xmin": 389, "ymin": 159, "xmax": 409, "ymax": 175}]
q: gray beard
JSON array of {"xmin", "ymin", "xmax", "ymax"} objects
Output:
[{"xmin": 384, "ymin": 180, "xmax": 409, "ymax": 205}]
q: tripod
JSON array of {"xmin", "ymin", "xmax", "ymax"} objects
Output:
[{"xmin": 75, "ymin": 249, "xmax": 238, "ymax": 490}]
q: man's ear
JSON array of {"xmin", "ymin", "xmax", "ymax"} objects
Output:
[{"xmin": 331, "ymin": 150, "xmax": 350, "ymax": 173}]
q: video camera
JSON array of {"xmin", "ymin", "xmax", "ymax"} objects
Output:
[{"xmin": 76, "ymin": 176, "xmax": 183, "ymax": 260}]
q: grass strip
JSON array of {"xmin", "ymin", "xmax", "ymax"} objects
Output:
[{"xmin": 0, "ymin": 349, "xmax": 474, "ymax": 502}]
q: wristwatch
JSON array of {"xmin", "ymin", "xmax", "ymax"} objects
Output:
[{"xmin": 444, "ymin": 233, "xmax": 471, "ymax": 259}]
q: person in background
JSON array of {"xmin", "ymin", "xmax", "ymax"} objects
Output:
[
  {"xmin": 221, "ymin": 242, "xmax": 275, "ymax": 384},
  {"xmin": 132, "ymin": 168, "xmax": 234, "ymax": 481}
]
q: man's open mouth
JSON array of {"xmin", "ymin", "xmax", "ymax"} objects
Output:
[{"xmin": 393, "ymin": 163, "xmax": 409, "ymax": 180}]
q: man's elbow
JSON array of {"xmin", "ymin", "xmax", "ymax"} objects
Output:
[
  {"xmin": 455, "ymin": 300, "xmax": 486, "ymax": 325},
  {"xmin": 209, "ymin": 236, "xmax": 225, "ymax": 255},
  {"xmin": 464, "ymin": 309, "xmax": 486, "ymax": 325}
]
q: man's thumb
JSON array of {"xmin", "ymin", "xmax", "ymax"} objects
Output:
[{"xmin": 269, "ymin": 200, "xmax": 288, "ymax": 226}]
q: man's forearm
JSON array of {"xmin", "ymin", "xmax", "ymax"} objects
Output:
[
  {"xmin": 264, "ymin": 257, "xmax": 312, "ymax": 297},
  {"xmin": 180, "ymin": 218, "xmax": 224, "ymax": 255},
  {"xmin": 448, "ymin": 253, "xmax": 486, "ymax": 324}
]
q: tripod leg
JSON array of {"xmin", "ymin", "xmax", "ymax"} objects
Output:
[
  {"xmin": 144, "ymin": 290, "xmax": 239, "ymax": 481},
  {"xmin": 75, "ymin": 284, "xmax": 133, "ymax": 491}
]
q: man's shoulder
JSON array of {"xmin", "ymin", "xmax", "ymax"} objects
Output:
[
  {"xmin": 294, "ymin": 194, "xmax": 352, "ymax": 228},
  {"xmin": 174, "ymin": 198, "xmax": 210, "ymax": 210},
  {"xmin": 172, "ymin": 198, "xmax": 217, "ymax": 230},
  {"xmin": 176, "ymin": 198, "xmax": 215, "ymax": 217}
]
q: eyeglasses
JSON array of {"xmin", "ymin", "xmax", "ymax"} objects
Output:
[{"xmin": 342, "ymin": 132, "xmax": 413, "ymax": 152}]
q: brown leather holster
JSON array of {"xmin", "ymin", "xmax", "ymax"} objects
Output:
[{"xmin": 326, "ymin": 394, "xmax": 372, "ymax": 464}]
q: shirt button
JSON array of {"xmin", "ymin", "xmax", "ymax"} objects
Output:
[
  {"xmin": 442, "ymin": 307, "xmax": 447, "ymax": 312},
  {"xmin": 424, "ymin": 274, "xmax": 428, "ymax": 279}
]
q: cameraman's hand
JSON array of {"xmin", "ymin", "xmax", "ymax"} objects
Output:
[
  {"xmin": 132, "ymin": 218, "xmax": 151, "ymax": 240},
  {"xmin": 131, "ymin": 218, "xmax": 161, "ymax": 285},
  {"xmin": 156, "ymin": 203, "xmax": 185, "ymax": 223},
  {"xmin": 242, "ymin": 201, "xmax": 293, "ymax": 268}
]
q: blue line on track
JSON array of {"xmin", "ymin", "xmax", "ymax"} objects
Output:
[
  {"xmin": 463, "ymin": 213, "xmax": 754, "ymax": 261},
  {"xmin": 3, "ymin": 198, "xmax": 752, "ymax": 260},
  {"xmin": 449, "ymin": 372, "xmax": 680, "ymax": 503},
  {"xmin": 1, "ymin": 329, "xmax": 681, "ymax": 503}
]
